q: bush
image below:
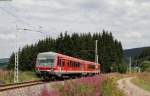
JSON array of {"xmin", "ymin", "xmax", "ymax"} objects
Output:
[
  {"xmin": 140, "ymin": 61, "xmax": 150, "ymax": 72},
  {"xmin": 117, "ymin": 64, "xmax": 127, "ymax": 73},
  {"xmin": 111, "ymin": 63, "xmax": 127, "ymax": 74}
]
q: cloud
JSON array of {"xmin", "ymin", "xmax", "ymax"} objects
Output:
[
  {"xmin": 0, "ymin": 33, "xmax": 15, "ymax": 40},
  {"xmin": 0, "ymin": 0, "xmax": 150, "ymax": 58}
]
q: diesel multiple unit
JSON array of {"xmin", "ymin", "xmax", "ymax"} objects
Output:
[{"xmin": 35, "ymin": 52, "xmax": 100, "ymax": 80}]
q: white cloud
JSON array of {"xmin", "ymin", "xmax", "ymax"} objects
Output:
[
  {"xmin": 0, "ymin": 33, "xmax": 15, "ymax": 40},
  {"xmin": 0, "ymin": 0, "xmax": 150, "ymax": 58},
  {"xmin": 125, "ymin": 32, "xmax": 143, "ymax": 39}
]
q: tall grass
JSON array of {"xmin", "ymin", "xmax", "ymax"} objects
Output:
[
  {"xmin": 56, "ymin": 75, "xmax": 105, "ymax": 96},
  {"xmin": 38, "ymin": 74, "xmax": 126, "ymax": 96},
  {"xmin": 37, "ymin": 75, "xmax": 106, "ymax": 96},
  {"xmin": 101, "ymin": 77, "xmax": 125, "ymax": 96},
  {"xmin": 20, "ymin": 74, "xmax": 126, "ymax": 96},
  {"xmin": 132, "ymin": 72, "xmax": 150, "ymax": 91},
  {"xmin": 136, "ymin": 72, "xmax": 150, "ymax": 82},
  {"xmin": 0, "ymin": 69, "xmax": 39, "ymax": 84}
]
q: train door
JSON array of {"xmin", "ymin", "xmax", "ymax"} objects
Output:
[
  {"xmin": 57, "ymin": 57, "xmax": 61, "ymax": 72},
  {"xmin": 65, "ymin": 60, "xmax": 70, "ymax": 72},
  {"xmin": 80, "ymin": 62, "xmax": 84, "ymax": 72},
  {"xmin": 61, "ymin": 59, "xmax": 65, "ymax": 71}
]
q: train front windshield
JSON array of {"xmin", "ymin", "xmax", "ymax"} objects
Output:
[
  {"xmin": 37, "ymin": 53, "xmax": 55, "ymax": 67},
  {"xmin": 38, "ymin": 59, "xmax": 54, "ymax": 67}
]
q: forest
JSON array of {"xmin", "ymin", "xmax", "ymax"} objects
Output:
[
  {"xmin": 8, "ymin": 30, "xmax": 125, "ymax": 73},
  {"xmin": 137, "ymin": 47, "xmax": 150, "ymax": 72}
]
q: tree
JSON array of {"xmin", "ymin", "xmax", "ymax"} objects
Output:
[{"xmin": 8, "ymin": 30, "xmax": 123, "ymax": 73}]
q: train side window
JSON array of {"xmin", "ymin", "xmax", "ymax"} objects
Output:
[
  {"xmin": 78, "ymin": 62, "xmax": 80, "ymax": 67},
  {"xmin": 73, "ymin": 61, "xmax": 74, "ymax": 67},
  {"xmin": 74, "ymin": 62, "xmax": 77, "ymax": 67},
  {"xmin": 76, "ymin": 62, "xmax": 78, "ymax": 67},
  {"xmin": 69, "ymin": 61, "xmax": 71, "ymax": 67},
  {"xmin": 62, "ymin": 59, "xmax": 65, "ymax": 66},
  {"xmin": 71, "ymin": 61, "xmax": 73, "ymax": 67},
  {"xmin": 77, "ymin": 62, "xmax": 79, "ymax": 67},
  {"xmin": 74, "ymin": 62, "xmax": 75, "ymax": 67},
  {"xmin": 88, "ymin": 64, "xmax": 95, "ymax": 69},
  {"xmin": 74, "ymin": 62, "xmax": 76, "ymax": 67},
  {"xmin": 67, "ymin": 61, "xmax": 70, "ymax": 66}
]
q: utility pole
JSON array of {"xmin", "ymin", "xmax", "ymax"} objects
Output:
[
  {"xmin": 95, "ymin": 40, "xmax": 98, "ymax": 63},
  {"xmin": 13, "ymin": 27, "xmax": 46, "ymax": 83},
  {"xmin": 14, "ymin": 26, "xmax": 19, "ymax": 83},
  {"xmin": 136, "ymin": 60, "xmax": 137, "ymax": 72},
  {"xmin": 129, "ymin": 56, "xmax": 132, "ymax": 73}
]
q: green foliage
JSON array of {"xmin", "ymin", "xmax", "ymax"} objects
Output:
[
  {"xmin": 137, "ymin": 47, "xmax": 150, "ymax": 72},
  {"xmin": 8, "ymin": 31, "xmax": 123, "ymax": 73},
  {"xmin": 118, "ymin": 64, "xmax": 128, "ymax": 73},
  {"xmin": 138, "ymin": 47, "xmax": 150, "ymax": 60},
  {"xmin": 140, "ymin": 61, "xmax": 150, "ymax": 72},
  {"xmin": 0, "ymin": 70, "xmax": 39, "ymax": 84}
]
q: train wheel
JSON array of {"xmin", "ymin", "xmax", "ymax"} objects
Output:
[{"xmin": 42, "ymin": 74, "xmax": 51, "ymax": 81}]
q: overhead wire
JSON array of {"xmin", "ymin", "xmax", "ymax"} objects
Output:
[{"xmin": 0, "ymin": 1, "xmax": 63, "ymax": 37}]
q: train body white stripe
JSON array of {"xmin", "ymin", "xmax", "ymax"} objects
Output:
[{"xmin": 39, "ymin": 70, "xmax": 100, "ymax": 73}]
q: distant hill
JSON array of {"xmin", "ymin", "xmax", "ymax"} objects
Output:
[
  {"xmin": 123, "ymin": 46, "xmax": 150, "ymax": 58},
  {"xmin": 0, "ymin": 58, "xmax": 9, "ymax": 68}
]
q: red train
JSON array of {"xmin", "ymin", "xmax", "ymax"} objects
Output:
[{"xmin": 35, "ymin": 52, "xmax": 100, "ymax": 80}]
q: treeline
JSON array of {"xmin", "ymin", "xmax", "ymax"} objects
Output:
[
  {"xmin": 8, "ymin": 30, "xmax": 124, "ymax": 73},
  {"xmin": 138, "ymin": 47, "xmax": 150, "ymax": 60},
  {"xmin": 137, "ymin": 47, "xmax": 150, "ymax": 72}
]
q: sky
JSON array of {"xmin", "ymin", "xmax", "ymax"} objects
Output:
[{"xmin": 0, "ymin": 0, "xmax": 150, "ymax": 58}]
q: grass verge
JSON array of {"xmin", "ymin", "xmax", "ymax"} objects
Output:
[
  {"xmin": 0, "ymin": 69, "xmax": 39, "ymax": 84},
  {"xmin": 131, "ymin": 76, "xmax": 150, "ymax": 91},
  {"xmin": 101, "ymin": 77, "xmax": 126, "ymax": 96}
]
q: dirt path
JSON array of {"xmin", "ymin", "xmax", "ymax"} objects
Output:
[{"xmin": 117, "ymin": 77, "xmax": 150, "ymax": 96}]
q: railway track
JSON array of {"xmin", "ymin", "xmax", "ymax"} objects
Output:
[
  {"xmin": 0, "ymin": 77, "xmax": 79, "ymax": 92},
  {"xmin": 0, "ymin": 80, "xmax": 46, "ymax": 92}
]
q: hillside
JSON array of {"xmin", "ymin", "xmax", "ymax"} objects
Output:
[
  {"xmin": 123, "ymin": 47, "xmax": 150, "ymax": 58},
  {"xmin": 0, "ymin": 58, "xmax": 9, "ymax": 68}
]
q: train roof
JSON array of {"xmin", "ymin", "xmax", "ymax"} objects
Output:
[{"xmin": 38, "ymin": 52, "xmax": 56, "ymax": 55}]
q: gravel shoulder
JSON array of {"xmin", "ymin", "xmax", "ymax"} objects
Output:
[
  {"xmin": 0, "ymin": 81, "xmax": 64, "ymax": 96},
  {"xmin": 117, "ymin": 77, "xmax": 150, "ymax": 96}
]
